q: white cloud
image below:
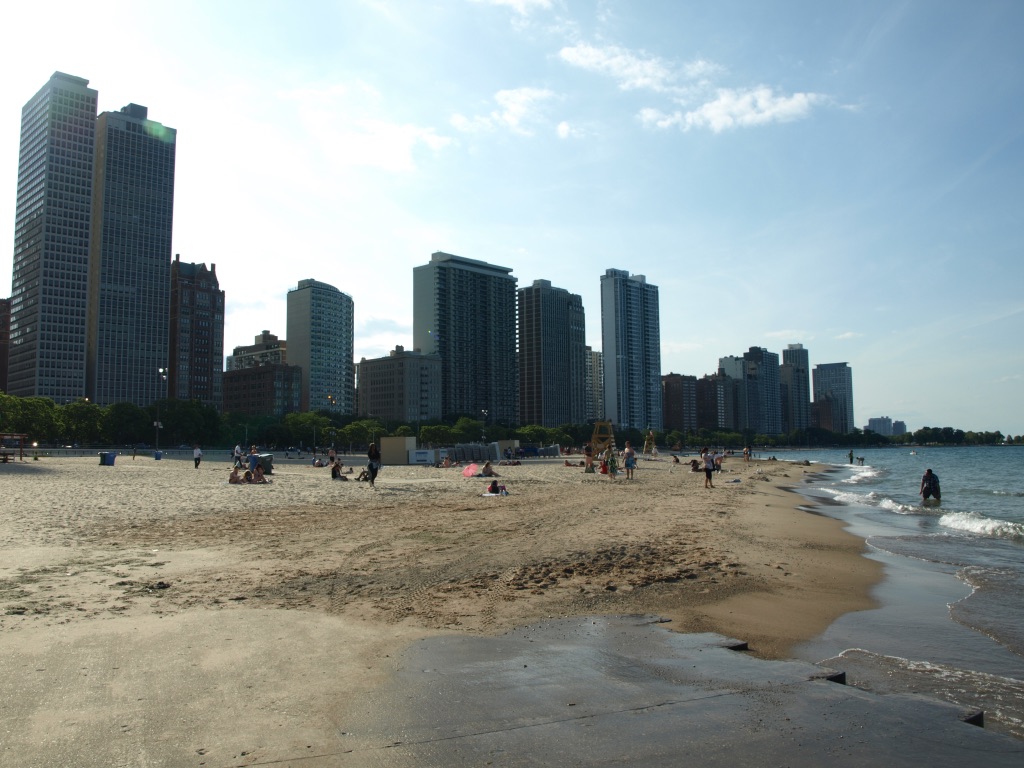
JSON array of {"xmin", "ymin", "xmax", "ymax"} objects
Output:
[
  {"xmin": 559, "ymin": 43, "xmax": 679, "ymax": 92},
  {"xmin": 451, "ymin": 87, "xmax": 556, "ymax": 135},
  {"xmin": 835, "ymin": 331, "xmax": 864, "ymax": 340},
  {"xmin": 556, "ymin": 120, "xmax": 573, "ymax": 139},
  {"xmin": 640, "ymin": 87, "xmax": 825, "ymax": 133},
  {"xmin": 469, "ymin": 0, "xmax": 552, "ymax": 15}
]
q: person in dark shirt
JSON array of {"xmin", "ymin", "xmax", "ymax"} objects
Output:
[{"xmin": 920, "ymin": 469, "xmax": 941, "ymax": 501}]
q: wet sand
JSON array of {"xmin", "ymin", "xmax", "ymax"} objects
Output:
[{"xmin": 0, "ymin": 453, "xmax": 882, "ymax": 766}]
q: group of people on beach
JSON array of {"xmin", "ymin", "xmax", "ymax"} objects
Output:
[{"xmin": 228, "ymin": 463, "xmax": 269, "ymax": 484}]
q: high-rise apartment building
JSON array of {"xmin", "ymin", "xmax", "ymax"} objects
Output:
[
  {"xmin": 813, "ymin": 362, "xmax": 855, "ymax": 434},
  {"xmin": 86, "ymin": 104, "xmax": 176, "ymax": 407},
  {"xmin": 356, "ymin": 345, "xmax": 441, "ymax": 424},
  {"xmin": 517, "ymin": 279, "xmax": 587, "ymax": 427},
  {"xmin": 0, "ymin": 297, "xmax": 10, "ymax": 392},
  {"xmin": 780, "ymin": 343, "xmax": 811, "ymax": 435},
  {"xmin": 226, "ymin": 331, "xmax": 287, "ymax": 371},
  {"xmin": 600, "ymin": 269, "xmax": 662, "ymax": 431},
  {"xmin": 662, "ymin": 373, "xmax": 697, "ymax": 434},
  {"xmin": 695, "ymin": 373, "xmax": 732, "ymax": 431},
  {"xmin": 8, "ymin": 73, "xmax": 97, "ymax": 399},
  {"xmin": 585, "ymin": 346, "xmax": 603, "ymax": 423},
  {"xmin": 222, "ymin": 364, "xmax": 302, "ymax": 418},
  {"xmin": 286, "ymin": 279, "xmax": 354, "ymax": 414},
  {"xmin": 866, "ymin": 416, "xmax": 893, "ymax": 436},
  {"xmin": 719, "ymin": 347, "xmax": 781, "ymax": 435},
  {"xmin": 168, "ymin": 255, "xmax": 224, "ymax": 408},
  {"xmin": 413, "ymin": 252, "xmax": 518, "ymax": 425}
]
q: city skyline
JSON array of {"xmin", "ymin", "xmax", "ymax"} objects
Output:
[{"xmin": 1, "ymin": 2, "xmax": 1022, "ymax": 433}]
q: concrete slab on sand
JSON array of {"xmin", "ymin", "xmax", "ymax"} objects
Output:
[
  {"xmin": 351, "ymin": 615, "xmax": 1024, "ymax": 767},
  {"xmin": 2, "ymin": 612, "xmax": 1021, "ymax": 767}
]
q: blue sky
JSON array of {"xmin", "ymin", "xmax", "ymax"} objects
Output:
[{"xmin": 1, "ymin": 0, "xmax": 1022, "ymax": 434}]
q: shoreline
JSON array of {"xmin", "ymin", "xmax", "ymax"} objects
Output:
[{"xmin": 0, "ymin": 454, "xmax": 884, "ymax": 762}]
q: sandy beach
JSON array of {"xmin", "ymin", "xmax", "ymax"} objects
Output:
[{"xmin": 0, "ymin": 452, "xmax": 883, "ymax": 766}]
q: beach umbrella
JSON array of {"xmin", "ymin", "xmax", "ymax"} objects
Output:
[{"xmin": 462, "ymin": 463, "xmax": 479, "ymax": 477}]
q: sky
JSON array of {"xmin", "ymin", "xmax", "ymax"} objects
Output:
[{"xmin": 1, "ymin": 0, "xmax": 1022, "ymax": 434}]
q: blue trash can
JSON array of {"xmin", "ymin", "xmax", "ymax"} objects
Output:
[
  {"xmin": 154, "ymin": 450, "xmax": 163, "ymax": 460},
  {"xmin": 105, "ymin": 452, "xmax": 116, "ymax": 466}
]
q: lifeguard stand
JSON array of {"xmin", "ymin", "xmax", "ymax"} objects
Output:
[
  {"xmin": 590, "ymin": 421, "xmax": 615, "ymax": 456},
  {"xmin": 642, "ymin": 429, "xmax": 657, "ymax": 457}
]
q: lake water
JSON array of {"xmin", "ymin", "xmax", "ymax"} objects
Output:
[{"xmin": 767, "ymin": 446, "xmax": 1024, "ymax": 738}]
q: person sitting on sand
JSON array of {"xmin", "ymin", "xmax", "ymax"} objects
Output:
[
  {"xmin": 480, "ymin": 461, "xmax": 499, "ymax": 477},
  {"xmin": 243, "ymin": 469, "xmax": 254, "ymax": 483},
  {"xmin": 254, "ymin": 464, "xmax": 270, "ymax": 484},
  {"xmin": 486, "ymin": 480, "xmax": 500, "ymax": 495},
  {"xmin": 228, "ymin": 466, "xmax": 242, "ymax": 484},
  {"xmin": 357, "ymin": 468, "xmax": 371, "ymax": 482}
]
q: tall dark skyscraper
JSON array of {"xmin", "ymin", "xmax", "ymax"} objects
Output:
[
  {"xmin": 813, "ymin": 362, "xmax": 855, "ymax": 434},
  {"xmin": 8, "ymin": 73, "xmax": 97, "ymax": 399},
  {"xmin": 86, "ymin": 104, "xmax": 176, "ymax": 407},
  {"xmin": 168, "ymin": 255, "xmax": 224, "ymax": 409},
  {"xmin": 518, "ymin": 279, "xmax": 587, "ymax": 428},
  {"xmin": 413, "ymin": 252, "xmax": 518, "ymax": 425},
  {"xmin": 780, "ymin": 342, "xmax": 811, "ymax": 434},
  {"xmin": 600, "ymin": 268, "xmax": 662, "ymax": 430}
]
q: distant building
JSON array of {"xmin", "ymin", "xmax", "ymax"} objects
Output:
[
  {"xmin": 866, "ymin": 416, "xmax": 893, "ymax": 436},
  {"xmin": 780, "ymin": 343, "xmax": 811, "ymax": 435},
  {"xmin": 813, "ymin": 362, "xmax": 855, "ymax": 434},
  {"xmin": 718, "ymin": 347, "xmax": 781, "ymax": 435},
  {"xmin": 600, "ymin": 269, "xmax": 662, "ymax": 430},
  {"xmin": 585, "ymin": 347, "xmax": 604, "ymax": 423},
  {"xmin": 695, "ymin": 373, "xmax": 733, "ymax": 432},
  {"xmin": 8, "ymin": 73, "xmax": 98, "ymax": 400},
  {"xmin": 286, "ymin": 279, "xmax": 354, "ymax": 414},
  {"xmin": 86, "ymin": 103, "xmax": 176, "ymax": 407},
  {"xmin": 893, "ymin": 420, "xmax": 908, "ymax": 436},
  {"xmin": 517, "ymin": 279, "xmax": 587, "ymax": 427},
  {"xmin": 168, "ymin": 255, "xmax": 224, "ymax": 408},
  {"xmin": 222, "ymin": 363, "xmax": 302, "ymax": 418},
  {"xmin": 0, "ymin": 297, "xmax": 10, "ymax": 392},
  {"xmin": 356, "ymin": 345, "xmax": 441, "ymax": 424},
  {"xmin": 226, "ymin": 331, "xmax": 287, "ymax": 371},
  {"xmin": 662, "ymin": 373, "xmax": 697, "ymax": 434},
  {"xmin": 413, "ymin": 252, "xmax": 518, "ymax": 424}
]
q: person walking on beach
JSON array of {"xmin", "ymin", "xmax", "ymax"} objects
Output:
[
  {"xmin": 233, "ymin": 444, "xmax": 243, "ymax": 468},
  {"xmin": 920, "ymin": 468, "xmax": 941, "ymax": 501},
  {"xmin": 623, "ymin": 441, "xmax": 637, "ymax": 480},
  {"xmin": 367, "ymin": 443, "xmax": 382, "ymax": 488},
  {"xmin": 193, "ymin": 445, "xmax": 203, "ymax": 469}
]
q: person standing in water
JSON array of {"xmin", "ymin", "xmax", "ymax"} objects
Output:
[{"xmin": 920, "ymin": 468, "xmax": 941, "ymax": 501}]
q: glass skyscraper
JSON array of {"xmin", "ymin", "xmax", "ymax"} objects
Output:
[
  {"xmin": 517, "ymin": 279, "xmax": 587, "ymax": 428},
  {"xmin": 87, "ymin": 104, "xmax": 176, "ymax": 407},
  {"xmin": 600, "ymin": 268, "xmax": 662, "ymax": 431},
  {"xmin": 413, "ymin": 252, "xmax": 518, "ymax": 425},
  {"xmin": 813, "ymin": 362, "xmax": 855, "ymax": 434},
  {"xmin": 286, "ymin": 279, "xmax": 354, "ymax": 415},
  {"xmin": 8, "ymin": 73, "xmax": 97, "ymax": 399}
]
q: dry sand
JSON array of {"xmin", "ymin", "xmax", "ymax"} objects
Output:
[{"xmin": 0, "ymin": 452, "xmax": 882, "ymax": 766}]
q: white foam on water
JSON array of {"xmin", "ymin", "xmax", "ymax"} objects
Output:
[{"xmin": 940, "ymin": 511, "xmax": 1024, "ymax": 541}]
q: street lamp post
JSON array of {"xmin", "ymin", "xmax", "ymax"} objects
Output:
[{"xmin": 154, "ymin": 367, "xmax": 167, "ymax": 453}]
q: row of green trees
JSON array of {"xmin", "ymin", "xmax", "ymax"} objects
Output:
[{"xmin": 1, "ymin": 392, "xmax": 1017, "ymax": 450}]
